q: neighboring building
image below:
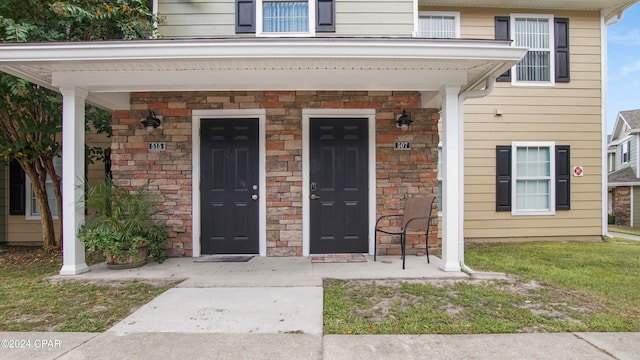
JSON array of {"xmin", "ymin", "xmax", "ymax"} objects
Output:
[
  {"xmin": 0, "ymin": 0, "xmax": 635, "ymax": 275},
  {"xmin": 608, "ymin": 110, "xmax": 640, "ymax": 227}
]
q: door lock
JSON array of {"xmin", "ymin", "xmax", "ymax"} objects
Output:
[{"xmin": 252, "ymin": 194, "xmax": 258, "ymax": 200}]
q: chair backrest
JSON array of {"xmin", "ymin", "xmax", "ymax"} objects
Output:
[{"xmin": 402, "ymin": 196, "xmax": 436, "ymax": 232}]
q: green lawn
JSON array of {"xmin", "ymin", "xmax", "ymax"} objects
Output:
[
  {"xmin": 324, "ymin": 239, "xmax": 640, "ymax": 334},
  {"xmin": 0, "ymin": 246, "xmax": 173, "ymax": 332}
]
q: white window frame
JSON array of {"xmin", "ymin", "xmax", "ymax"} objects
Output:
[
  {"xmin": 414, "ymin": 11, "xmax": 460, "ymax": 38},
  {"xmin": 622, "ymin": 140, "xmax": 631, "ymax": 164},
  {"xmin": 510, "ymin": 13, "xmax": 555, "ymax": 87},
  {"xmin": 511, "ymin": 142, "xmax": 556, "ymax": 216},
  {"xmin": 25, "ymin": 156, "xmax": 62, "ymax": 220},
  {"xmin": 257, "ymin": 0, "xmax": 316, "ymax": 37}
]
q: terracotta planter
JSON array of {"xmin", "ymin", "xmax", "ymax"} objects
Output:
[{"xmin": 105, "ymin": 245, "xmax": 149, "ymax": 270}]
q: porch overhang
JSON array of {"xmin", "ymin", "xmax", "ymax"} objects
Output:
[{"xmin": 0, "ymin": 38, "xmax": 526, "ymax": 110}]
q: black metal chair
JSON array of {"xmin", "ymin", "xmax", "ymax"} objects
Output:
[{"xmin": 374, "ymin": 196, "xmax": 436, "ymax": 269}]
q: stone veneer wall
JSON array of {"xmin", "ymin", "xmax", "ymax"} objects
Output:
[
  {"xmin": 111, "ymin": 91, "xmax": 439, "ymax": 257},
  {"xmin": 612, "ymin": 186, "xmax": 631, "ymax": 227}
]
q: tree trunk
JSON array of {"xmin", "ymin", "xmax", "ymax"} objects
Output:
[
  {"xmin": 21, "ymin": 162, "xmax": 57, "ymax": 250},
  {"xmin": 43, "ymin": 157, "xmax": 63, "ymax": 248}
]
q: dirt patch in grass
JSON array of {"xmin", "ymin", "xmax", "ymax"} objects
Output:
[{"xmin": 324, "ymin": 277, "xmax": 610, "ymax": 334}]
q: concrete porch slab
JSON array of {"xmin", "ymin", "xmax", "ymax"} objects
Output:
[{"xmin": 51, "ymin": 255, "xmax": 468, "ymax": 287}]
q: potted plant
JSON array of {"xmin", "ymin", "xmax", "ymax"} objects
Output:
[{"xmin": 77, "ymin": 178, "xmax": 168, "ymax": 269}]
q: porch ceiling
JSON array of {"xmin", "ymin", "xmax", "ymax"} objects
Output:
[
  {"xmin": 0, "ymin": 38, "xmax": 527, "ymax": 110},
  {"xmin": 420, "ymin": 0, "xmax": 638, "ymax": 20}
]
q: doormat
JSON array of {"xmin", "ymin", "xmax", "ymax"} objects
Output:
[
  {"xmin": 310, "ymin": 254, "xmax": 367, "ymax": 263},
  {"xmin": 194, "ymin": 256, "xmax": 254, "ymax": 263}
]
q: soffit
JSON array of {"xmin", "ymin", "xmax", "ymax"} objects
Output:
[{"xmin": 0, "ymin": 38, "xmax": 527, "ymax": 110}]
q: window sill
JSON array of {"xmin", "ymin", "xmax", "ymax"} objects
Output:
[
  {"xmin": 26, "ymin": 215, "xmax": 59, "ymax": 221},
  {"xmin": 257, "ymin": 32, "xmax": 315, "ymax": 37},
  {"xmin": 511, "ymin": 210, "xmax": 556, "ymax": 216},
  {"xmin": 511, "ymin": 81, "xmax": 555, "ymax": 87}
]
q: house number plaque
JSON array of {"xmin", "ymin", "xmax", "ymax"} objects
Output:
[
  {"xmin": 148, "ymin": 142, "xmax": 166, "ymax": 151},
  {"xmin": 394, "ymin": 141, "xmax": 411, "ymax": 150}
]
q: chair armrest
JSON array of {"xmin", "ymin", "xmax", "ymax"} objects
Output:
[
  {"xmin": 403, "ymin": 215, "xmax": 438, "ymax": 233},
  {"xmin": 375, "ymin": 214, "xmax": 403, "ymax": 228}
]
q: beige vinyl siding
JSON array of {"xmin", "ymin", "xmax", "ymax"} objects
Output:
[
  {"xmin": 6, "ymin": 133, "xmax": 110, "ymax": 244},
  {"xmin": 427, "ymin": 7, "xmax": 603, "ymax": 242},
  {"xmin": 0, "ymin": 162, "xmax": 6, "ymax": 243},
  {"xmin": 158, "ymin": 0, "xmax": 414, "ymax": 38},
  {"xmin": 334, "ymin": 0, "xmax": 413, "ymax": 37},
  {"xmin": 158, "ymin": 0, "xmax": 236, "ymax": 38}
]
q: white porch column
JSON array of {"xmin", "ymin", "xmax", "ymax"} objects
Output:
[
  {"xmin": 59, "ymin": 87, "xmax": 90, "ymax": 276},
  {"xmin": 440, "ymin": 85, "xmax": 462, "ymax": 272}
]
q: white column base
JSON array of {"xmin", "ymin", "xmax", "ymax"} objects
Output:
[{"xmin": 59, "ymin": 263, "xmax": 90, "ymax": 276}]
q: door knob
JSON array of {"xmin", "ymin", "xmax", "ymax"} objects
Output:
[
  {"xmin": 252, "ymin": 194, "xmax": 258, "ymax": 200},
  {"xmin": 310, "ymin": 194, "xmax": 320, "ymax": 200}
]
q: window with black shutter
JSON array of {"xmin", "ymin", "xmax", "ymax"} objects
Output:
[
  {"xmin": 495, "ymin": 15, "xmax": 570, "ymax": 84},
  {"xmin": 235, "ymin": 0, "xmax": 256, "ymax": 33},
  {"xmin": 495, "ymin": 16, "xmax": 511, "ymax": 82},
  {"xmin": 9, "ymin": 160, "xmax": 25, "ymax": 215},
  {"xmin": 496, "ymin": 146, "xmax": 512, "ymax": 211},
  {"xmin": 237, "ymin": 0, "xmax": 335, "ymax": 34},
  {"xmin": 316, "ymin": 0, "xmax": 335, "ymax": 32},
  {"xmin": 496, "ymin": 144, "xmax": 570, "ymax": 213}
]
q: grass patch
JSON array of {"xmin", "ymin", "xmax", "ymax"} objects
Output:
[
  {"xmin": 0, "ymin": 246, "xmax": 173, "ymax": 332},
  {"xmin": 324, "ymin": 240, "xmax": 640, "ymax": 334}
]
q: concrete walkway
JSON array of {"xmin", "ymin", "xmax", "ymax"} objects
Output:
[
  {"xmin": 608, "ymin": 231, "xmax": 640, "ymax": 242},
  {"xmin": 2, "ymin": 255, "xmax": 639, "ymax": 359}
]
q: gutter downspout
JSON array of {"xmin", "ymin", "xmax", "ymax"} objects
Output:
[{"xmin": 457, "ymin": 76, "xmax": 497, "ymax": 274}]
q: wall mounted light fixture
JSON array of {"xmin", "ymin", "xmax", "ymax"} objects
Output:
[
  {"xmin": 396, "ymin": 110, "xmax": 413, "ymax": 132},
  {"xmin": 141, "ymin": 111, "xmax": 162, "ymax": 133}
]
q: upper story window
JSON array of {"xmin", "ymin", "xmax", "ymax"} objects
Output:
[
  {"xmin": 236, "ymin": 0, "xmax": 335, "ymax": 36},
  {"xmin": 622, "ymin": 140, "xmax": 631, "ymax": 164},
  {"xmin": 416, "ymin": 12, "xmax": 460, "ymax": 38},
  {"xmin": 495, "ymin": 15, "xmax": 569, "ymax": 85},
  {"xmin": 262, "ymin": 0, "xmax": 310, "ymax": 34},
  {"xmin": 513, "ymin": 15, "xmax": 553, "ymax": 83}
]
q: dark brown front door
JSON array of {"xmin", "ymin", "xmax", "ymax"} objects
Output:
[
  {"xmin": 309, "ymin": 118, "xmax": 369, "ymax": 254},
  {"xmin": 201, "ymin": 119, "xmax": 259, "ymax": 254}
]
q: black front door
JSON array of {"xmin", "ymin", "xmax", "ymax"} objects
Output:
[
  {"xmin": 201, "ymin": 119, "xmax": 259, "ymax": 254},
  {"xmin": 309, "ymin": 118, "xmax": 369, "ymax": 254}
]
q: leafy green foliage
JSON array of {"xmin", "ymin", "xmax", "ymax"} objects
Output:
[
  {"xmin": 77, "ymin": 179, "xmax": 169, "ymax": 263},
  {"xmin": 0, "ymin": 0, "xmax": 156, "ymax": 248}
]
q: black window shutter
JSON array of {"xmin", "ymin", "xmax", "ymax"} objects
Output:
[
  {"xmin": 554, "ymin": 18, "xmax": 570, "ymax": 83},
  {"xmin": 235, "ymin": 0, "xmax": 256, "ymax": 33},
  {"xmin": 496, "ymin": 146, "xmax": 512, "ymax": 211},
  {"xmin": 9, "ymin": 160, "xmax": 25, "ymax": 215},
  {"xmin": 316, "ymin": 0, "xmax": 335, "ymax": 32},
  {"xmin": 555, "ymin": 145, "xmax": 570, "ymax": 210},
  {"xmin": 495, "ymin": 16, "xmax": 511, "ymax": 82}
]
